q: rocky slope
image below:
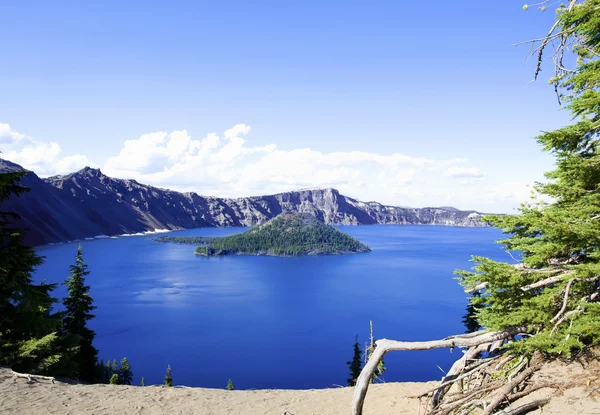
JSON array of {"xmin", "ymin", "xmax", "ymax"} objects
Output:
[{"xmin": 0, "ymin": 159, "xmax": 488, "ymax": 246}]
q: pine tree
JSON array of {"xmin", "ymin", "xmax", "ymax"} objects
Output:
[
  {"xmin": 118, "ymin": 357, "xmax": 133, "ymax": 385},
  {"xmin": 346, "ymin": 335, "xmax": 362, "ymax": 386},
  {"xmin": 102, "ymin": 359, "xmax": 113, "ymax": 383},
  {"xmin": 0, "ymin": 170, "xmax": 65, "ymax": 374},
  {"xmin": 458, "ymin": 1, "xmax": 600, "ymax": 356},
  {"xmin": 63, "ymin": 245, "xmax": 99, "ymax": 383},
  {"xmin": 164, "ymin": 364, "xmax": 173, "ymax": 387},
  {"xmin": 226, "ymin": 379, "xmax": 234, "ymax": 390},
  {"xmin": 141, "ymin": 376, "xmax": 145, "ymax": 386},
  {"xmin": 109, "ymin": 373, "xmax": 119, "ymax": 385}
]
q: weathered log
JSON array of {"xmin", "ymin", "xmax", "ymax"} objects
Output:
[
  {"xmin": 12, "ymin": 371, "xmax": 55, "ymax": 384},
  {"xmin": 493, "ymin": 397, "xmax": 551, "ymax": 415},
  {"xmin": 351, "ymin": 327, "xmax": 526, "ymax": 415}
]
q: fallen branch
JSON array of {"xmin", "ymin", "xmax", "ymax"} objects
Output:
[
  {"xmin": 481, "ymin": 363, "xmax": 542, "ymax": 415},
  {"xmin": 12, "ymin": 371, "xmax": 55, "ymax": 384},
  {"xmin": 351, "ymin": 327, "xmax": 526, "ymax": 415},
  {"xmin": 493, "ymin": 397, "xmax": 551, "ymax": 415}
]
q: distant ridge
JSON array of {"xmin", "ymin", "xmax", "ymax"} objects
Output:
[{"xmin": 0, "ymin": 159, "xmax": 489, "ymax": 246}]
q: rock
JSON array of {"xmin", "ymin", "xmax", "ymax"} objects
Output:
[{"xmin": 0, "ymin": 159, "xmax": 490, "ymax": 246}]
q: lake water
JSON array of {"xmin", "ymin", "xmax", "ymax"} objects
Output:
[{"xmin": 34, "ymin": 225, "xmax": 506, "ymax": 389}]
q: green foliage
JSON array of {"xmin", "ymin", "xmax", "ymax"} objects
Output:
[
  {"xmin": 0, "ymin": 171, "xmax": 68, "ymax": 375},
  {"xmin": 155, "ymin": 236, "xmax": 217, "ymax": 245},
  {"xmin": 141, "ymin": 376, "xmax": 145, "ymax": 386},
  {"xmin": 226, "ymin": 379, "xmax": 234, "ymax": 390},
  {"xmin": 63, "ymin": 246, "xmax": 99, "ymax": 383},
  {"xmin": 462, "ymin": 293, "xmax": 483, "ymax": 333},
  {"xmin": 164, "ymin": 364, "xmax": 173, "ymax": 387},
  {"xmin": 346, "ymin": 335, "xmax": 362, "ymax": 386},
  {"xmin": 458, "ymin": 1, "xmax": 600, "ymax": 357},
  {"xmin": 98, "ymin": 357, "xmax": 134, "ymax": 384},
  {"xmin": 118, "ymin": 357, "xmax": 133, "ymax": 385},
  {"xmin": 185, "ymin": 213, "xmax": 370, "ymax": 256}
]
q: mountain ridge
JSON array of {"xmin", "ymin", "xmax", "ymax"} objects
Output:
[{"xmin": 0, "ymin": 160, "xmax": 490, "ymax": 246}]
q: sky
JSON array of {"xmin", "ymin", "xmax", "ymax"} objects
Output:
[{"xmin": 0, "ymin": 1, "xmax": 572, "ymax": 213}]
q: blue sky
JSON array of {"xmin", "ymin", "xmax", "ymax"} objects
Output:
[{"xmin": 0, "ymin": 1, "xmax": 569, "ymax": 212}]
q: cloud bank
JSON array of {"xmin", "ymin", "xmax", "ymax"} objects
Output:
[{"xmin": 0, "ymin": 123, "xmax": 533, "ymax": 212}]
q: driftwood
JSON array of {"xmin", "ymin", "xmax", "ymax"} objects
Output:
[
  {"xmin": 351, "ymin": 327, "xmax": 526, "ymax": 415},
  {"xmin": 494, "ymin": 398, "xmax": 552, "ymax": 415},
  {"xmin": 12, "ymin": 371, "xmax": 55, "ymax": 384}
]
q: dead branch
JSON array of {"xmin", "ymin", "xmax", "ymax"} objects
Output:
[
  {"xmin": 12, "ymin": 371, "xmax": 55, "ymax": 384},
  {"xmin": 465, "ymin": 272, "xmax": 573, "ymax": 294},
  {"xmin": 351, "ymin": 327, "xmax": 526, "ymax": 415},
  {"xmin": 481, "ymin": 363, "xmax": 542, "ymax": 415},
  {"xmin": 551, "ymin": 278, "xmax": 577, "ymax": 323},
  {"xmin": 493, "ymin": 397, "xmax": 551, "ymax": 415}
]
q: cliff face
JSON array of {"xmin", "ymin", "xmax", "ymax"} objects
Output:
[{"xmin": 0, "ymin": 160, "xmax": 487, "ymax": 246}]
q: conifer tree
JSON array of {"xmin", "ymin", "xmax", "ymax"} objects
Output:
[
  {"xmin": 164, "ymin": 364, "xmax": 173, "ymax": 387},
  {"xmin": 63, "ymin": 245, "xmax": 99, "ymax": 382},
  {"xmin": 458, "ymin": 0, "xmax": 600, "ymax": 356},
  {"xmin": 226, "ymin": 379, "xmax": 234, "ymax": 390},
  {"xmin": 109, "ymin": 373, "xmax": 119, "ymax": 385},
  {"xmin": 0, "ymin": 170, "xmax": 64, "ymax": 374},
  {"xmin": 141, "ymin": 376, "xmax": 145, "ymax": 386},
  {"xmin": 118, "ymin": 357, "xmax": 133, "ymax": 385},
  {"xmin": 346, "ymin": 335, "xmax": 362, "ymax": 386}
]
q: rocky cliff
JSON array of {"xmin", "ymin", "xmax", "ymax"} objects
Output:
[{"xmin": 0, "ymin": 159, "xmax": 488, "ymax": 246}]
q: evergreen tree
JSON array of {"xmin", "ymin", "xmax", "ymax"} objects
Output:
[
  {"xmin": 164, "ymin": 364, "xmax": 173, "ymax": 387},
  {"xmin": 461, "ymin": 293, "xmax": 483, "ymax": 333},
  {"xmin": 102, "ymin": 359, "xmax": 113, "ymax": 383},
  {"xmin": 0, "ymin": 170, "xmax": 65, "ymax": 374},
  {"xmin": 346, "ymin": 335, "xmax": 362, "ymax": 386},
  {"xmin": 226, "ymin": 379, "xmax": 234, "ymax": 390},
  {"xmin": 141, "ymin": 376, "xmax": 145, "ymax": 386},
  {"xmin": 63, "ymin": 246, "xmax": 99, "ymax": 383},
  {"xmin": 458, "ymin": 1, "xmax": 600, "ymax": 356},
  {"xmin": 118, "ymin": 357, "xmax": 133, "ymax": 385},
  {"xmin": 109, "ymin": 373, "xmax": 119, "ymax": 385}
]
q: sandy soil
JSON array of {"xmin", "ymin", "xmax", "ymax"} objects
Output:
[{"xmin": 1, "ymin": 360, "xmax": 599, "ymax": 415}]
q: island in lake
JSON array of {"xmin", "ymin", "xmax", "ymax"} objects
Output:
[{"xmin": 155, "ymin": 212, "xmax": 371, "ymax": 256}]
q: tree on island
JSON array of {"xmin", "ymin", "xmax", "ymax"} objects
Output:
[
  {"xmin": 346, "ymin": 335, "xmax": 362, "ymax": 386},
  {"xmin": 63, "ymin": 245, "xmax": 99, "ymax": 383},
  {"xmin": 164, "ymin": 364, "xmax": 173, "ymax": 387},
  {"xmin": 353, "ymin": 3, "xmax": 600, "ymax": 413}
]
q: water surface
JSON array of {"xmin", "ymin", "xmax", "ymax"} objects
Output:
[{"xmin": 35, "ymin": 225, "xmax": 506, "ymax": 389}]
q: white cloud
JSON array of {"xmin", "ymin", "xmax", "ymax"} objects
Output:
[
  {"xmin": 443, "ymin": 166, "xmax": 485, "ymax": 178},
  {"xmin": 0, "ymin": 123, "xmax": 93, "ymax": 176},
  {"xmin": 102, "ymin": 125, "xmax": 486, "ymax": 209},
  {"xmin": 3, "ymin": 121, "xmax": 537, "ymax": 212}
]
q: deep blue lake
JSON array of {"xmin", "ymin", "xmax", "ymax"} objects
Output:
[{"xmin": 34, "ymin": 225, "xmax": 506, "ymax": 389}]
